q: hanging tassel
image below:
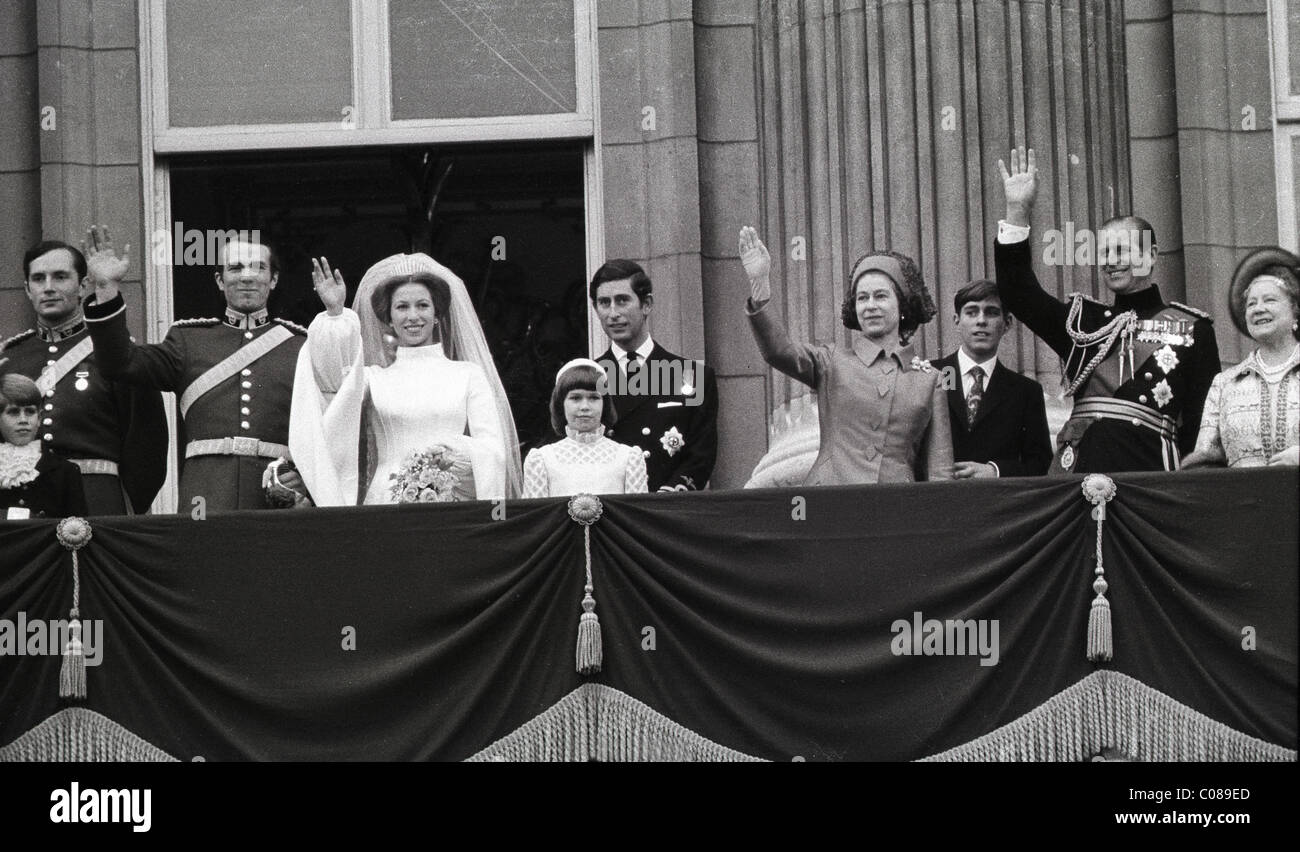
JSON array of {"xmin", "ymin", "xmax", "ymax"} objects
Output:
[
  {"xmin": 1087, "ymin": 577, "xmax": 1112, "ymax": 662},
  {"xmin": 59, "ymin": 612, "xmax": 86, "ymax": 699},
  {"xmin": 567, "ymin": 494, "xmax": 605, "ymax": 676},
  {"xmin": 55, "ymin": 517, "xmax": 93, "ymax": 700},
  {"xmin": 1080, "ymin": 476, "xmax": 1116, "ymax": 663},
  {"xmin": 576, "ymin": 581, "xmax": 602, "ymax": 675}
]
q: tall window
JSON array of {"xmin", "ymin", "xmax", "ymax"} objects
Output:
[
  {"xmin": 147, "ymin": 0, "xmax": 595, "ymax": 150},
  {"xmin": 139, "ymin": 1, "xmax": 602, "ymax": 508}
]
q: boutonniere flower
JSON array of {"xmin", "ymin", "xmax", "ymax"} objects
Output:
[
  {"xmin": 659, "ymin": 426, "xmax": 685, "ymax": 457},
  {"xmin": 910, "ymin": 356, "xmax": 934, "ymax": 373},
  {"xmin": 1153, "ymin": 345, "xmax": 1179, "ymax": 374}
]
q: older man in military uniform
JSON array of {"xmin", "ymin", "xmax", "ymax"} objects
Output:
[
  {"xmin": 82, "ymin": 229, "xmax": 306, "ymax": 512},
  {"xmin": 0, "ymin": 239, "xmax": 166, "ymax": 514},
  {"xmin": 995, "ymin": 148, "xmax": 1220, "ymax": 473}
]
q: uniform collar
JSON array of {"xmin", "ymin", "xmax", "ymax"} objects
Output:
[
  {"xmin": 224, "ymin": 307, "xmax": 270, "ymax": 330},
  {"xmin": 36, "ymin": 315, "xmax": 86, "ymax": 342},
  {"xmin": 1113, "ymin": 284, "xmax": 1164, "ymax": 314}
]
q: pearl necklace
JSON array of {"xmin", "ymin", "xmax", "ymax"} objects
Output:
[{"xmin": 1254, "ymin": 344, "xmax": 1300, "ymax": 384}]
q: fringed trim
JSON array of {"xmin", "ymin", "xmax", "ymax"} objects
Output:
[
  {"xmin": 0, "ymin": 709, "xmax": 178, "ymax": 762},
  {"xmin": 920, "ymin": 671, "xmax": 1297, "ymax": 762},
  {"xmin": 467, "ymin": 684, "xmax": 764, "ymax": 762}
]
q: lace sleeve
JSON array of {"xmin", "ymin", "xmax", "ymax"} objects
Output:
[
  {"xmin": 522, "ymin": 448, "xmax": 550, "ymax": 498},
  {"xmin": 625, "ymin": 444, "xmax": 649, "ymax": 494}
]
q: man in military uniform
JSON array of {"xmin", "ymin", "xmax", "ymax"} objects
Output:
[
  {"xmin": 0, "ymin": 239, "xmax": 167, "ymax": 514},
  {"xmin": 995, "ymin": 148, "xmax": 1221, "ymax": 473},
  {"xmin": 82, "ymin": 229, "xmax": 306, "ymax": 512},
  {"xmin": 590, "ymin": 259, "xmax": 718, "ymax": 491}
]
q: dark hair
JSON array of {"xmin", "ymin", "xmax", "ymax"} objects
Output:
[
  {"xmin": 953, "ymin": 279, "xmax": 1009, "ymax": 323},
  {"xmin": 1237, "ymin": 266, "xmax": 1300, "ymax": 342},
  {"xmin": 840, "ymin": 250, "xmax": 936, "ymax": 344},
  {"xmin": 218, "ymin": 239, "xmax": 281, "ymax": 277},
  {"xmin": 550, "ymin": 364, "xmax": 617, "ymax": 436},
  {"xmin": 23, "ymin": 240, "xmax": 87, "ymax": 282},
  {"xmin": 1100, "ymin": 215, "xmax": 1158, "ymax": 251},
  {"xmin": 0, "ymin": 373, "xmax": 42, "ymax": 407},
  {"xmin": 371, "ymin": 273, "xmax": 452, "ymax": 327},
  {"xmin": 589, "ymin": 259, "xmax": 652, "ymax": 305}
]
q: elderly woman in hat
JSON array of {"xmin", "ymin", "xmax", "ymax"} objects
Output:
[
  {"xmin": 1182, "ymin": 247, "xmax": 1300, "ymax": 468},
  {"xmin": 739, "ymin": 226, "xmax": 953, "ymax": 484}
]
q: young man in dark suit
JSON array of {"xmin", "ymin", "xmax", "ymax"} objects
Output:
[
  {"xmin": 590, "ymin": 259, "xmax": 718, "ymax": 491},
  {"xmin": 931, "ymin": 279, "xmax": 1052, "ymax": 478}
]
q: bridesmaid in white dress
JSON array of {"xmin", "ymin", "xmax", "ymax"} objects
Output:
[
  {"xmin": 289, "ymin": 253, "xmax": 522, "ymax": 504},
  {"xmin": 522, "ymin": 359, "xmax": 648, "ymax": 498}
]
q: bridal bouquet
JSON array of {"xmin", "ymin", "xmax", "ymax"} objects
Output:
[{"xmin": 389, "ymin": 445, "xmax": 463, "ymax": 503}]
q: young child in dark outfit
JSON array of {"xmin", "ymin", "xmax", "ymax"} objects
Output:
[{"xmin": 0, "ymin": 372, "xmax": 88, "ymax": 519}]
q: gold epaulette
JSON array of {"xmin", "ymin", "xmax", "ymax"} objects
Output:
[
  {"xmin": 1169, "ymin": 301, "xmax": 1212, "ymax": 321},
  {"xmin": 0, "ymin": 329, "xmax": 36, "ymax": 351},
  {"xmin": 273, "ymin": 318, "xmax": 309, "ymax": 336}
]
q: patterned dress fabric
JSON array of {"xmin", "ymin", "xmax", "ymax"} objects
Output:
[
  {"xmin": 1193, "ymin": 348, "xmax": 1300, "ymax": 467},
  {"xmin": 522, "ymin": 428, "xmax": 648, "ymax": 498}
]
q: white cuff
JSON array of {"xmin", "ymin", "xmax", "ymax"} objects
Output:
[{"xmin": 996, "ymin": 221, "xmax": 1031, "ymax": 244}]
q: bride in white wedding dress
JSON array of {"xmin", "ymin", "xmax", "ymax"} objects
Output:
[{"xmin": 289, "ymin": 253, "xmax": 522, "ymax": 505}]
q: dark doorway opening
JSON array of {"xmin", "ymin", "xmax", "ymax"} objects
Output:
[{"xmin": 166, "ymin": 141, "xmax": 589, "ymax": 451}]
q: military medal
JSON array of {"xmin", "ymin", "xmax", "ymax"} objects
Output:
[
  {"xmin": 74, "ymin": 370, "xmax": 90, "ymax": 392},
  {"xmin": 1060, "ymin": 445, "xmax": 1075, "ymax": 471}
]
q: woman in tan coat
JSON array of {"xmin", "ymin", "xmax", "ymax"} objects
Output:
[{"xmin": 739, "ymin": 227, "xmax": 953, "ymax": 485}]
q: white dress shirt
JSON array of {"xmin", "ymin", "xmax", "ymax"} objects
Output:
[
  {"xmin": 957, "ymin": 349, "xmax": 999, "ymax": 399},
  {"xmin": 997, "ymin": 220, "xmax": 1031, "ymax": 244},
  {"xmin": 610, "ymin": 337, "xmax": 656, "ymax": 376}
]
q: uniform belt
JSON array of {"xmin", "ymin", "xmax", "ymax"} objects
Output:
[
  {"xmin": 1070, "ymin": 397, "xmax": 1176, "ymax": 440},
  {"xmin": 68, "ymin": 458, "xmax": 120, "ymax": 476},
  {"xmin": 185, "ymin": 437, "xmax": 289, "ymax": 459}
]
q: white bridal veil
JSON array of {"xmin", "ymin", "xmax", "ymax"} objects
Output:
[{"xmin": 290, "ymin": 253, "xmax": 523, "ymax": 504}]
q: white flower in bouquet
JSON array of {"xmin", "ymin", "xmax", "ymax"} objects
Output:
[{"xmin": 390, "ymin": 445, "xmax": 462, "ymax": 503}]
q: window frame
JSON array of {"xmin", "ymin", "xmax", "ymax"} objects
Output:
[
  {"xmin": 1271, "ymin": 1, "xmax": 1300, "ymax": 250},
  {"xmin": 146, "ymin": 0, "xmax": 597, "ymax": 153},
  {"xmin": 138, "ymin": 0, "xmax": 606, "ymax": 512}
]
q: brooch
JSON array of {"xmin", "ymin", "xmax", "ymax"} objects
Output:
[
  {"xmin": 659, "ymin": 427, "xmax": 685, "ymax": 457},
  {"xmin": 1153, "ymin": 345, "xmax": 1178, "ymax": 374},
  {"xmin": 1151, "ymin": 379, "xmax": 1173, "ymax": 408}
]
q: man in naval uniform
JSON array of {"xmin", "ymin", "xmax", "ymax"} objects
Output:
[
  {"xmin": 0, "ymin": 239, "xmax": 166, "ymax": 514},
  {"xmin": 589, "ymin": 259, "xmax": 718, "ymax": 491},
  {"xmin": 995, "ymin": 148, "xmax": 1220, "ymax": 473},
  {"xmin": 82, "ymin": 229, "xmax": 306, "ymax": 512}
]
